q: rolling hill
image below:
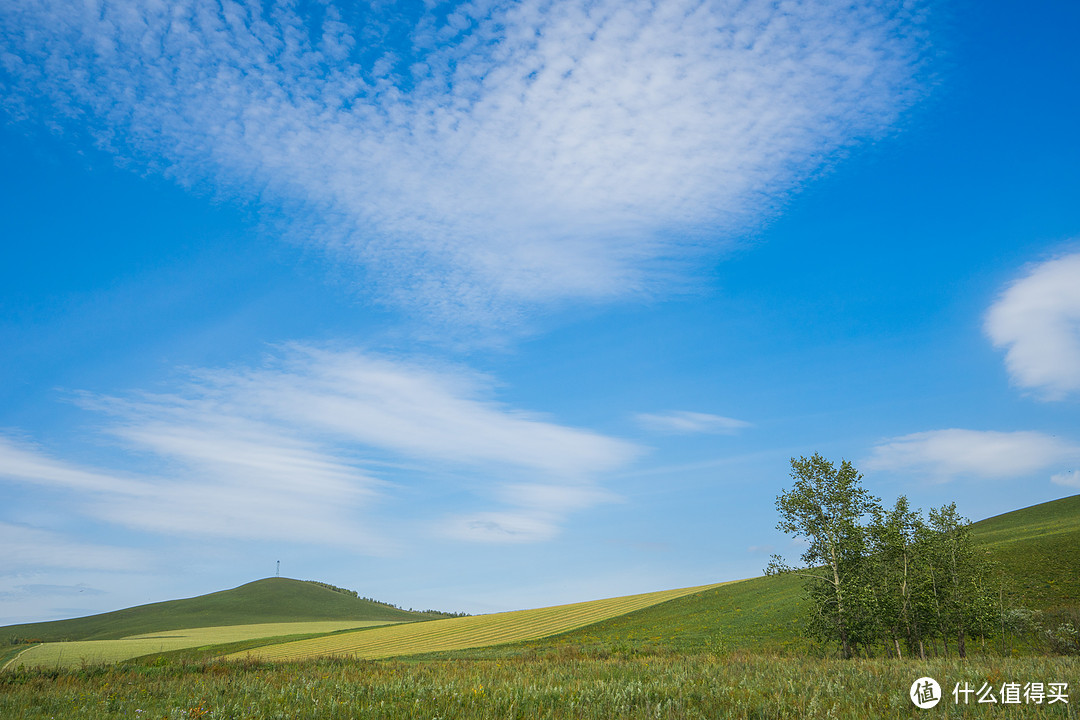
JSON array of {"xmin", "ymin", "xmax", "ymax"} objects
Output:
[
  {"xmin": 227, "ymin": 581, "xmax": 729, "ymax": 662},
  {"xmin": 483, "ymin": 493, "xmax": 1080, "ymax": 658},
  {"xmin": 5, "ymin": 493, "xmax": 1076, "ymax": 667},
  {"xmin": 418, "ymin": 493, "xmax": 1080, "ymax": 660},
  {"xmin": 1, "ymin": 578, "xmax": 439, "ymax": 643}
]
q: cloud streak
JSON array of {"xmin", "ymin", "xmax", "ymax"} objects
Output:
[
  {"xmin": 0, "ymin": 346, "xmax": 639, "ymax": 547},
  {"xmin": 864, "ymin": 429, "xmax": 1080, "ymax": 481},
  {"xmin": 0, "ymin": 0, "xmax": 931, "ymax": 323},
  {"xmin": 635, "ymin": 410, "xmax": 752, "ymax": 435},
  {"xmin": 986, "ymin": 252, "xmax": 1080, "ymax": 400}
]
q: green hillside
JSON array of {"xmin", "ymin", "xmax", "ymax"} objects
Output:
[
  {"xmin": 1, "ymin": 578, "xmax": 435, "ymax": 643},
  {"xmin": 969, "ymin": 493, "xmax": 1080, "ymax": 611},
  {"xmin": 6, "ymin": 494, "xmax": 1076, "ymax": 663},
  {"xmin": 437, "ymin": 493, "xmax": 1080, "ymax": 659}
]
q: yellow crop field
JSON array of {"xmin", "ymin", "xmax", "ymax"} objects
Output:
[
  {"xmin": 7, "ymin": 620, "xmax": 402, "ymax": 669},
  {"xmin": 232, "ymin": 582, "xmax": 731, "ymax": 662}
]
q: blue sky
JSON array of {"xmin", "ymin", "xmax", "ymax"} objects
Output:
[{"xmin": 0, "ymin": 0, "xmax": 1077, "ymax": 623}]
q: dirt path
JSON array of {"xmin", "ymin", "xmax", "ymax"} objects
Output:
[{"xmin": 1, "ymin": 644, "xmax": 41, "ymax": 672}]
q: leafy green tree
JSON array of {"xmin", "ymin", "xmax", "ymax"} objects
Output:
[
  {"xmin": 867, "ymin": 496, "xmax": 926, "ymax": 658},
  {"xmin": 924, "ymin": 503, "xmax": 997, "ymax": 658},
  {"xmin": 767, "ymin": 453, "xmax": 881, "ymax": 658}
]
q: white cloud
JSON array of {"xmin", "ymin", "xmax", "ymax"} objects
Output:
[
  {"xmin": 635, "ymin": 410, "xmax": 752, "ymax": 435},
  {"xmin": 864, "ymin": 429, "xmax": 1080, "ymax": 481},
  {"xmin": 0, "ymin": 0, "xmax": 931, "ymax": 324},
  {"xmin": 0, "ymin": 432, "xmax": 382, "ymax": 548},
  {"xmin": 1, "ymin": 346, "xmax": 638, "ymax": 546},
  {"xmin": 985, "ymin": 252, "xmax": 1080, "ymax": 400},
  {"xmin": 0, "ymin": 436, "xmax": 146, "ymax": 495},
  {"xmin": 440, "ymin": 482, "xmax": 621, "ymax": 543},
  {"xmin": 1051, "ymin": 470, "xmax": 1080, "ymax": 488},
  {"xmin": 85, "ymin": 346, "xmax": 638, "ymax": 480}
]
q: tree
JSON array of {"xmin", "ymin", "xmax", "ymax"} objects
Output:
[
  {"xmin": 923, "ymin": 503, "xmax": 997, "ymax": 658},
  {"xmin": 770, "ymin": 456, "xmax": 1002, "ymax": 659},
  {"xmin": 767, "ymin": 453, "xmax": 881, "ymax": 658}
]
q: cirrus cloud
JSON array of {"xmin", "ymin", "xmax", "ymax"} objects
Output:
[
  {"xmin": 0, "ymin": 346, "xmax": 640, "ymax": 548},
  {"xmin": 635, "ymin": 410, "xmax": 752, "ymax": 435},
  {"xmin": 0, "ymin": 0, "xmax": 931, "ymax": 324}
]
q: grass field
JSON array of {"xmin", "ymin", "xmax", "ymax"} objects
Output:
[
  {"xmin": 0, "ymin": 578, "xmax": 434, "ymax": 644},
  {"xmin": 229, "ymin": 582, "xmax": 730, "ymax": 662},
  {"xmin": 428, "ymin": 494, "xmax": 1080, "ymax": 662},
  {"xmin": 2, "ymin": 492, "xmax": 1076, "ymax": 691},
  {"xmin": 423, "ymin": 573, "xmax": 810, "ymax": 661},
  {"xmin": 4, "ymin": 621, "xmax": 402, "ymax": 670},
  {"xmin": 0, "ymin": 497, "xmax": 1077, "ymax": 718},
  {"xmin": 2, "ymin": 653, "xmax": 1076, "ymax": 719}
]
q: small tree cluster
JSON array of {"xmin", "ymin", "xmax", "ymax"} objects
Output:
[
  {"xmin": 767, "ymin": 453, "xmax": 997, "ymax": 659},
  {"xmin": 303, "ymin": 580, "xmax": 361, "ymax": 598}
]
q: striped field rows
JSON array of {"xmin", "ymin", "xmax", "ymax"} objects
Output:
[
  {"xmin": 230, "ymin": 581, "xmax": 731, "ymax": 662},
  {"xmin": 7, "ymin": 620, "xmax": 401, "ymax": 669}
]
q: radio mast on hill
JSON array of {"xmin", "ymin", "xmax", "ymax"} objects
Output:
[{"xmin": 276, "ymin": 560, "xmax": 280, "ymax": 577}]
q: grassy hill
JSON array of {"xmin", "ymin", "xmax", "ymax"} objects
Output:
[
  {"xmin": 5, "ymin": 494, "xmax": 1076, "ymax": 665},
  {"xmin": 430, "ymin": 493, "xmax": 1080, "ymax": 659},
  {"xmin": 970, "ymin": 493, "xmax": 1080, "ymax": 611},
  {"xmin": 1, "ymin": 578, "xmax": 438, "ymax": 643},
  {"xmin": 227, "ymin": 582, "xmax": 728, "ymax": 662}
]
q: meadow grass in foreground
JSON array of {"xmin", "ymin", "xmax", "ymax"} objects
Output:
[{"xmin": 1, "ymin": 652, "xmax": 1076, "ymax": 719}]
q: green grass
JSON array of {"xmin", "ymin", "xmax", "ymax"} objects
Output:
[
  {"xmin": 5, "ymin": 494, "xmax": 1076, "ymax": 672},
  {"xmin": 419, "ymin": 494, "xmax": 1080, "ymax": 662},
  {"xmin": 971, "ymin": 494, "xmax": 1080, "ymax": 612},
  {"xmin": 1, "ymin": 496, "xmax": 1077, "ymax": 717},
  {"xmin": 228, "ymin": 582, "xmax": 728, "ymax": 662},
  {"xmin": 429, "ymin": 573, "xmax": 811, "ymax": 661},
  {"xmin": 2, "ymin": 653, "xmax": 1076, "ymax": 719},
  {"xmin": 0, "ymin": 578, "xmax": 434, "ymax": 643}
]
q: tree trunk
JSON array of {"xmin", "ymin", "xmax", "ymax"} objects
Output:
[
  {"xmin": 827, "ymin": 531, "xmax": 852, "ymax": 659},
  {"xmin": 894, "ymin": 637, "xmax": 903, "ymax": 659}
]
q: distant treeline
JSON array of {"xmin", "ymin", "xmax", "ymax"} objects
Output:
[{"xmin": 302, "ymin": 580, "xmax": 470, "ymax": 618}]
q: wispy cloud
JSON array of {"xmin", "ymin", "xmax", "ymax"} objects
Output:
[
  {"xmin": 442, "ymin": 482, "xmax": 622, "ymax": 543},
  {"xmin": 985, "ymin": 252, "xmax": 1080, "ymax": 400},
  {"xmin": 0, "ymin": 436, "xmax": 146, "ymax": 495},
  {"xmin": 635, "ymin": 410, "xmax": 752, "ymax": 435},
  {"xmin": 0, "ymin": 433, "xmax": 382, "ymax": 548},
  {"xmin": 0, "ymin": 0, "xmax": 930, "ymax": 324},
  {"xmin": 0, "ymin": 346, "xmax": 639, "ymax": 546},
  {"xmin": 864, "ymin": 429, "xmax": 1080, "ymax": 481}
]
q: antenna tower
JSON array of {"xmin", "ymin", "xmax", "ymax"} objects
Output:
[{"xmin": 276, "ymin": 560, "xmax": 280, "ymax": 577}]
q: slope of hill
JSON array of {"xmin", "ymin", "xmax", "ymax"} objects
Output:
[
  {"xmin": 227, "ymin": 582, "xmax": 730, "ymax": 662},
  {"xmin": 6, "ymin": 494, "xmax": 1075, "ymax": 665},
  {"xmin": 970, "ymin": 493, "xmax": 1080, "ymax": 611},
  {"xmin": 432, "ymin": 493, "xmax": 1080, "ymax": 659},
  {"xmin": 1, "ymin": 578, "xmax": 437, "ymax": 642}
]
